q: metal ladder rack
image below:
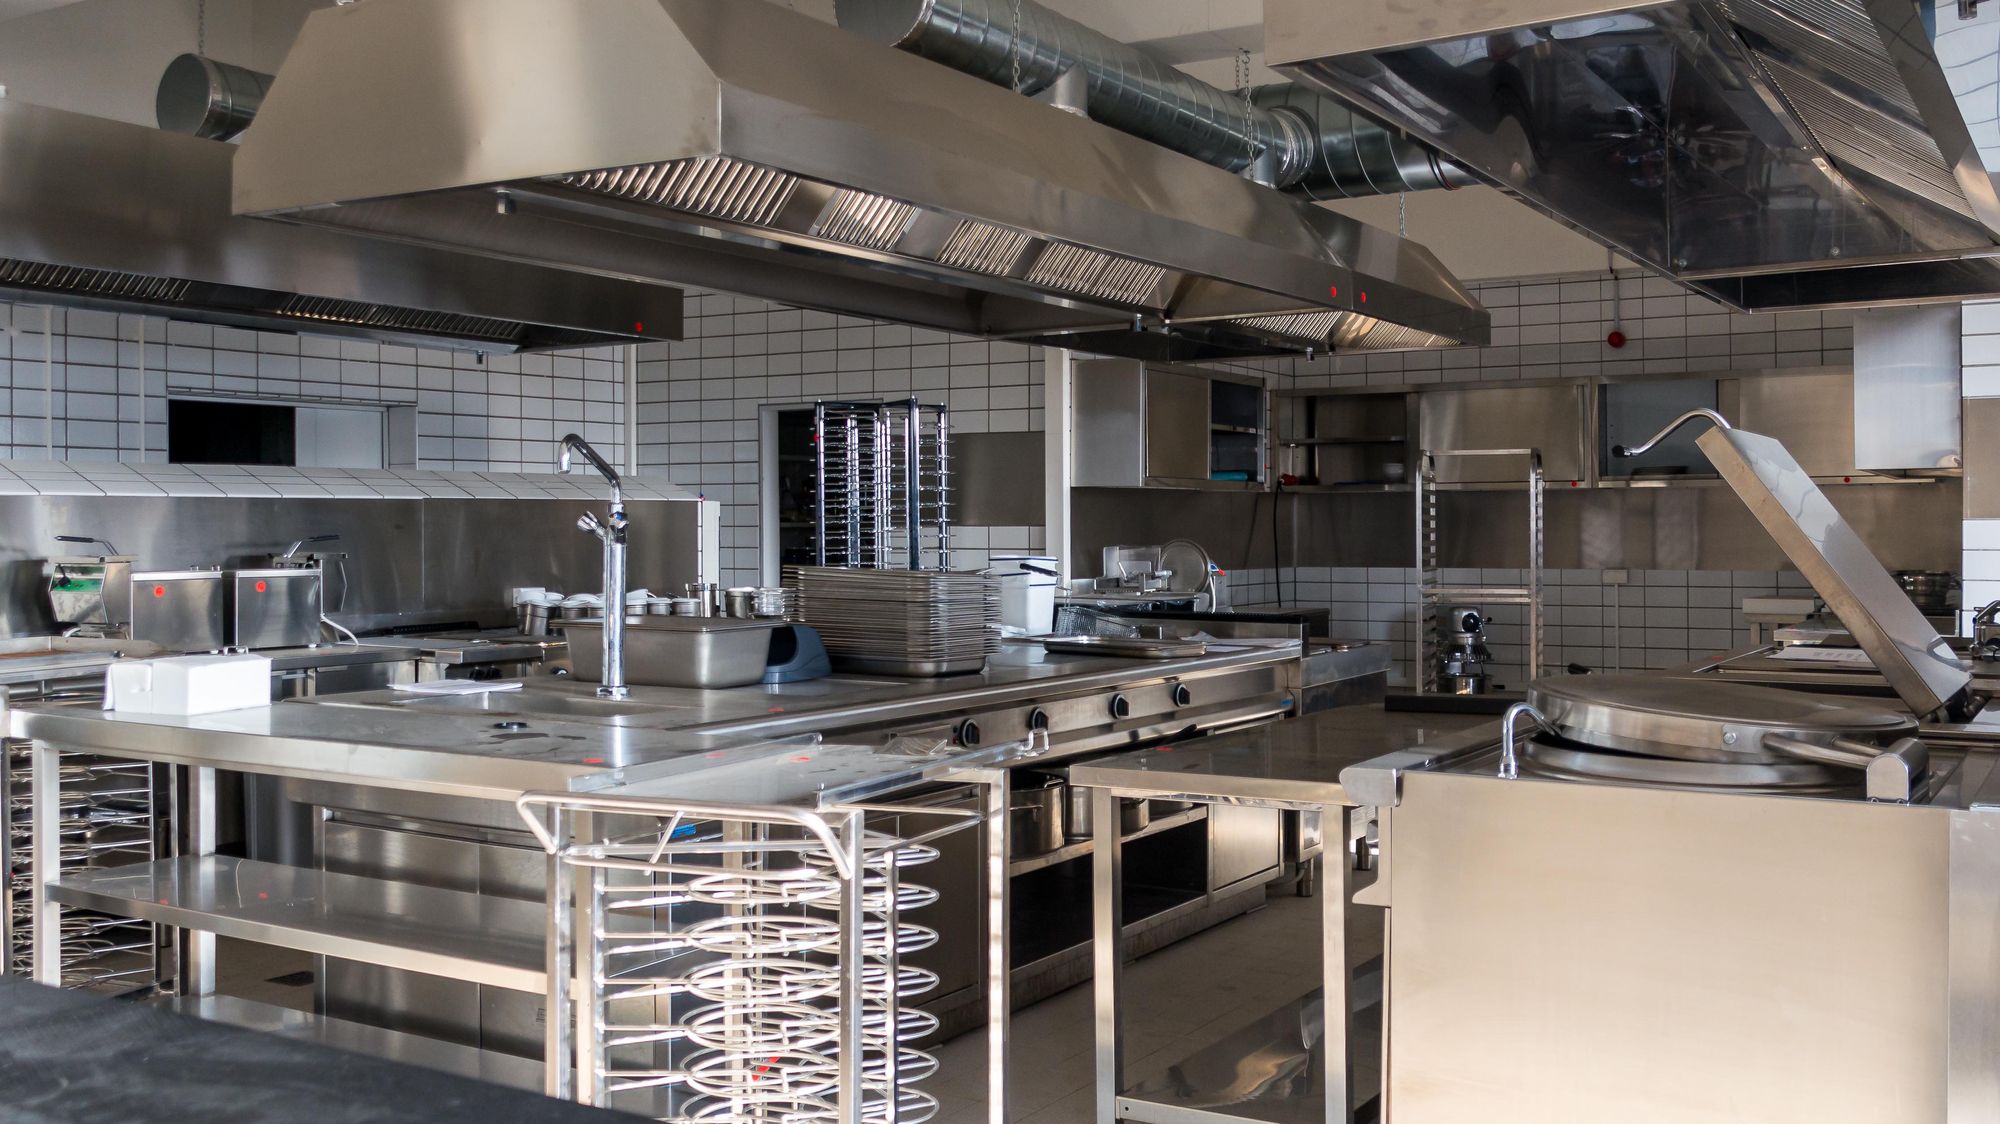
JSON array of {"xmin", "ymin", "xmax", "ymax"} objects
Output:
[
  {"xmin": 519, "ymin": 786, "xmax": 997, "ymax": 1124},
  {"xmin": 1412, "ymin": 448, "xmax": 1545, "ymax": 693},
  {"xmin": 815, "ymin": 399, "xmax": 952, "ymax": 571}
]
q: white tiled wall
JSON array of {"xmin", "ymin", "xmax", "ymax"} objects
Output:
[
  {"xmin": 0, "ymin": 301, "xmax": 627, "ymax": 470},
  {"xmin": 1243, "ymin": 568, "xmax": 1816, "ymax": 687},
  {"xmin": 1964, "ymin": 300, "xmax": 2000, "ymax": 618},
  {"xmin": 633, "ymin": 290, "xmax": 1048, "ymax": 585}
]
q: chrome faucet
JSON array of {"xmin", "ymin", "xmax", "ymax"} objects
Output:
[{"xmin": 558, "ymin": 434, "xmax": 629, "ymax": 700}]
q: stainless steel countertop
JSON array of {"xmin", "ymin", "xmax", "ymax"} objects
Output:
[
  {"xmin": 9, "ymin": 642, "xmax": 1298, "ymax": 804},
  {"xmin": 1068, "ymin": 704, "xmax": 1494, "ymax": 807}
]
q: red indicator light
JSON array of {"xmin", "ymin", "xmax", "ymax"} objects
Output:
[
  {"xmin": 1359, "ymin": 291, "xmax": 1369, "ymax": 303},
  {"xmin": 634, "ymin": 322, "xmax": 645, "ymax": 333},
  {"xmin": 1569, "ymin": 480, "xmax": 1579, "ymax": 488},
  {"xmin": 254, "ymin": 580, "xmax": 267, "ymax": 593},
  {"xmin": 152, "ymin": 585, "xmax": 165, "ymax": 598},
  {"xmin": 1328, "ymin": 285, "xmax": 1339, "ymax": 298},
  {"xmin": 767, "ymin": 706, "xmax": 786, "ymax": 713},
  {"xmin": 257, "ymin": 891, "xmax": 269, "ymax": 900},
  {"xmin": 583, "ymin": 757, "xmax": 605, "ymax": 765},
  {"xmin": 791, "ymin": 755, "xmax": 814, "ymax": 763}
]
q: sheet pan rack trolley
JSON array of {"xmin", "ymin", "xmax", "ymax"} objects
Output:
[
  {"xmin": 517, "ymin": 747, "xmax": 1020, "ymax": 1124},
  {"xmin": 814, "ymin": 399, "xmax": 952, "ymax": 571},
  {"xmin": 1410, "ymin": 447, "xmax": 1545, "ymax": 693}
]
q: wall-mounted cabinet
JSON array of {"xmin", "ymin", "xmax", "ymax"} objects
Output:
[
  {"xmin": 1275, "ymin": 366, "xmax": 1934, "ymax": 493},
  {"xmin": 1073, "ymin": 359, "xmax": 1267, "ymax": 490}
]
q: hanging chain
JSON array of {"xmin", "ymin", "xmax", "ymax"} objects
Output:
[
  {"xmin": 197, "ymin": 0, "xmax": 205, "ymax": 55},
  {"xmin": 1399, "ymin": 193, "xmax": 1408, "ymax": 237},
  {"xmin": 1011, "ymin": 0, "xmax": 1025, "ymax": 93}
]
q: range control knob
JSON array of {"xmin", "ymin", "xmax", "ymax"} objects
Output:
[
  {"xmin": 1026, "ymin": 707, "xmax": 1051, "ymax": 731},
  {"xmin": 1108, "ymin": 694, "xmax": 1131, "ymax": 721},
  {"xmin": 1172, "ymin": 683, "xmax": 1193, "ymax": 708},
  {"xmin": 956, "ymin": 719, "xmax": 982, "ymax": 747}
]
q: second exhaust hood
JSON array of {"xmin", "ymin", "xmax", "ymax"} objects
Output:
[
  {"xmin": 231, "ymin": 0, "xmax": 1488, "ymax": 361},
  {"xmin": 1267, "ymin": 0, "xmax": 2000, "ymax": 311},
  {"xmin": 0, "ymin": 98, "xmax": 680, "ymax": 353}
]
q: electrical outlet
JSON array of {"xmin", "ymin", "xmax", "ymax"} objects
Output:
[{"xmin": 1602, "ymin": 569, "xmax": 1630, "ymax": 586}]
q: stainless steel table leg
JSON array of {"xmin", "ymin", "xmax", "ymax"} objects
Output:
[
  {"xmin": 30, "ymin": 740, "xmax": 60, "ymax": 985},
  {"xmin": 543, "ymin": 814, "xmax": 575, "ymax": 1100},
  {"xmin": 838, "ymin": 810, "xmax": 867, "ymax": 1124},
  {"xmin": 980, "ymin": 771, "xmax": 1011, "ymax": 1124},
  {"xmin": 177, "ymin": 765, "xmax": 217, "ymax": 997},
  {"xmin": 1092, "ymin": 785, "xmax": 1124, "ymax": 1124},
  {"xmin": 1323, "ymin": 804, "xmax": 1353, "ymax": 1123}
]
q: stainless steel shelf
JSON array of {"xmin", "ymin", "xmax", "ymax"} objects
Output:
[
  {"xmin": 1421, "ymin": 586, "xmax": 1537, "ymax": 605},
  {"xmin": 153, "ymin": 994, "xmax": 544, "ymax": 1092},
  {"xmin": 1118, "ymin": 987, "xmax": 1382, "ymax": 1124},
  {"xmin": 51, "ymin": 856, "xmax": 546, "ymax": 992},
  {"xmin": 1008, "ymin": 805, "xmax": 1207, "ymax": 876}
]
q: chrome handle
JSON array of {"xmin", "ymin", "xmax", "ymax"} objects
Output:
[
  {"xmin": 1499, "ymin": 701, "xmax": 1559, "ymax": 780},
  {"xmin": 1763, "ymin": 733, "xmax": 1929, "ymax": 803},
  {"xmin": 1611, "ymin": 408, "xmax": 1733, "ymax": 458}
]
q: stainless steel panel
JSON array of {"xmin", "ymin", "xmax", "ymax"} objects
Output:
[
  {"xmin": 1073, "ymin": 360, "xmax": 1146, "ymax": 488},
  {"xmin": 1855, "ymin": 305, "xmax": 1963, "ymax": 471},
  {"xmin": 955, "ymin": 431, "xmax": 1046, "ymax": 527},
  {"xmin": 1144, "ymin": 371, "xmax": 1211, "ymax": 486},
  {"xmin": 1205, "ymin": 804, "xmax": 1282, "ymax": 891},
  {"xmin": 131, "ymin": 571, "xmax": 228, "ymax": 653},
  {"xmin": 233, "ymin": 569, "xmax": 323, "ymax": 651},
  {"xmin": 0, "ymin": 99, "xmax": 678, "ymax": 352},
  {"xmin": 231, "ymin": 0, "xmax": 1489, "ymax": 360},
  {"xmin": 1387, "ymin": 770, "xmax": 1950, "ymax": 1123},
  {"xmin": 1698, "ymin": 425, "xmax": 1971, "ymax": 716},
  {"xmin": 1966, "ymin": 398, "xmax": 2000, "ymax": 520},
  {"xmin": 1951, "ymin": 807, "xmax": 2000, "ymax": 1120},
  {"xmin": 1729, "ymin": 371, "xmax": 1857, "ymax": 477},
  {"xmin": 1419, "ymin": 385, "xmax": 1588, "ymax": 484},
  {"xmin": 0, "ymin": 493, "xmax": 709, "ymax": 641}
]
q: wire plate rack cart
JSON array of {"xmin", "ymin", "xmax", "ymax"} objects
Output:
[
  {"xmin": 1411, "ymin": 448, "xmax": 1545, "ymax": 693},
  {"xmin": 519, "ymin": 736, "xmax": 1023, "ymax": 1124},
  {"xmin": 815, "ymin": 400, "xmax": 952, "ymax": 571}
]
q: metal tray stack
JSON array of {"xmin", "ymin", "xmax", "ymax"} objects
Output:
[{"xmin": 795, "ymin": 567, "xmax": 998, "ymax": 676}]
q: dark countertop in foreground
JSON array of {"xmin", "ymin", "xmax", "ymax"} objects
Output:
[
  {"xmin": 1069, "ymin": 703, "xmax": 1495, "ymax": 806},
  {"xmin": 0, "ymin": 977, "xmax": 629, "ymax": 1124}
]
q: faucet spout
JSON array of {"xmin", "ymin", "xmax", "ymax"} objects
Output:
[
  {"xmin": 559, "ymin": 433, "xmax": 624, "ymax": 508},
  {"xmin": 557, "ymin": 434, "xmax": 631, "ymax": 700}
]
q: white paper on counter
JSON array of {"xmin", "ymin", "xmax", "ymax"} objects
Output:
[
  {"xmin": 1769, "ymin": 646, "xmax": 1874, "ymax": 665},
  {"xmin": 390, "ymin": 679, "xmax": 526, "ymax": 695}
]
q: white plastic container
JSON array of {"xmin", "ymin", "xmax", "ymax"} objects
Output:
[
  {"xmin": 106, "ymin": 653, "xmax": 272, "ymax": 715},
  {"xmin": 993, "ymin": 555, "xmax": 1059, "ymax": 634}
]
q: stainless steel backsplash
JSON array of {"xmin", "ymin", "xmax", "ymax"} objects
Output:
[{"xmin": 0, "ymin": 494, "xmax": 710, "ymax": 639}]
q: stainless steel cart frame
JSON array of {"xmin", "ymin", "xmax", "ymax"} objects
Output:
[
  {"xmin": 519, "ymin": 773, "xmax": 1013, "ymax": 1124},
  {"xmin": 1070, "ymin": 771, "xmax": 1362, "ymax": 1124},
  {"xmin": 1412, "ymin": 447, "xmax": 1545, "ymax": 693}
]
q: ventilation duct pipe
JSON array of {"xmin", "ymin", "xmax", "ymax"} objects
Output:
[
  {"xmin": 834, "ymin": 0, "xmax": 1475, "ymax": 197},
  {"xmin": 155, "ymin": 54, "xmax": 272, "ymax": 141}
]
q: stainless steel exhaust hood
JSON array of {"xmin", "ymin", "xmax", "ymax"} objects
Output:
[
  {"xmin": 1268, "ymin": 0, "xmax": 2000, "ymax": 311},
  {"xmin": 230, "ymin": 0, "xmax": 1488, "ymax": 360},
  {"xmin": 0, "ymin": 98, "xmax": 681, "ymax": 352}
]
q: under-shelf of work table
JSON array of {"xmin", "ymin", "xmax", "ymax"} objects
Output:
[{"xmin": 1068, "ymin": 705, "xmax": 1494, "ymax": 1124}]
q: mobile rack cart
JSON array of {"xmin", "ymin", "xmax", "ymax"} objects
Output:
[
  {"xmin": 1410, "ymin": 447, "xmax": 1545, "ymax": 693},
  {"xmin": 517, "ymin": 738, "xmax": 1023, "ymax": 1124},
  {"xmin": 815, "ymin": 399, "xmax": 952, "ymax": 571}
]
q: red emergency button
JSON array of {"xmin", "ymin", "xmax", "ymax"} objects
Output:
[
  {"xmin": 255, "ymin": 580, "xmax": 267, "ymax": 593},
  {"xmin": 152, "ymin": 585, "xmax": 165, "ymax": 598}
]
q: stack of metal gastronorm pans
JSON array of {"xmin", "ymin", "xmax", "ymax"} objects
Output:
[{"xmin": 795, "ymin": 567, "xmax": 997, "ymax": 676}]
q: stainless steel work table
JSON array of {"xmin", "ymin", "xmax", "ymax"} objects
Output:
[{"xmin": 1068, "ymin": 705, "xmax": 1493, "ymax": 1124}]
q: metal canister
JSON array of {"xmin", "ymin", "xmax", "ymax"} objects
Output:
[
  {"xmin": 684, "ymin": 583, "xmax": 720, "ymax": 617},
  {"xmin": 517, "ymin": 603, "xmax": 550, "ymax": 636},
  {"xmin": 725, "ymin": 587, "xmax": 758, "ymax": 619}
]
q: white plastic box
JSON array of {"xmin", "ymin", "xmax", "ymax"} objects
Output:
[{"xmin": 105, "ymin": 654, "xmax": 273, "ymax": 715}]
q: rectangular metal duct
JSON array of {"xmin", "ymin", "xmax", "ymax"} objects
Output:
[
  {"xmin": 231, "ymin": 0, "xmax": 1488, "ymax": 361},
  {"xmin": 0, "ymin": 98, "xmax": 681, "ymax": 353},
  {"xmin": 1268, "ymin": 0, "xmax": 2000, "ymax": 311}
]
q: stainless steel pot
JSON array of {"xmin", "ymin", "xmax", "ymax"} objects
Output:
[
  {"xmin": 1064, "ymin": 786, "xmax": 1151, "ymax": 842},
  {"xmin": 1011, "ymin": 775, "xmax": 1065, "ymax": 857},
  {"xmin": 517, "ymin": 603, "xmax": 550, "ymax": 636}
]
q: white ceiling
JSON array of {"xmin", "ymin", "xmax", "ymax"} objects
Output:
[{"xmin": 0, "ymin": 0, "xmax": 88, "ymax": 21}]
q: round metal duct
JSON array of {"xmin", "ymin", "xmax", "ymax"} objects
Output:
[{"xmin": 156, "ymin": 54, "xmax": 272, "ymax": 142}]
